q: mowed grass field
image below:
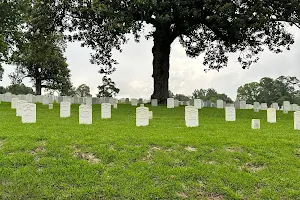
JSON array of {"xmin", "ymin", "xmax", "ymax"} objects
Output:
[{"xmin": 0, "ymin": 102, "xmax": 300, "ymax": 199}]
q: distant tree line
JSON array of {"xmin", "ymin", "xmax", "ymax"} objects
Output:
[
  {"xmin": 237, "ymin": 76, "xmax": 300, "ymax": 106},
  {"xmin": 169, "ymin": 88, "xmax": 233, "ymax": 103}
]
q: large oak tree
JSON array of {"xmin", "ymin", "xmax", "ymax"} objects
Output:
[
  {"xmin": 65, "ymin": 0, "xmax": 300, "ymax": 103},
  {"xmin": 11, "ymin": 0, "xmax": 72, "ymax": 95}
]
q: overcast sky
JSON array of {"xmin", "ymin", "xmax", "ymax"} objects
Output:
[{"xmin": 2, "ymin": 26, "xmax": 300, "ymax": 100}]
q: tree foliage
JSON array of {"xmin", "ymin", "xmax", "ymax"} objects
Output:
[
  {"xmin": 6, "ymin": 83, "xmax": 34, "ymax": 95},
  {"xmin": 76, "ymin": 84, "xmax": 92, "ymax": 97},
  {"xmin": 237, "ymin": 76, "xmax": 300, "ymax": 105},
  {"xmin": 193, "ymin": 88, "xmax": 233, "ymax": 103},
  {"xmin": 0, "ymin": 0, "xmax": 30, "ymax": 80},
  {"xmin": 65, "ymin": 0, "xmax": 300, "ymax": 102},
  {"xmin": 174, "ymin": 94, "xmax": 191, "ymax": 102},
  {"xmin": 97, "ymin": 76, "xmax": 120, "ymax": 98},
  {"xmin": 11, "ymin": 0, "xmax": 72, "ymax": 95}
]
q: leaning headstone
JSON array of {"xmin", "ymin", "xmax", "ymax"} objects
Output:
[
  {"xmin": 79, "ymin": 105, "xmax": 92, "ymax": 124},
  {"xmin": 261, "ymin": 103, "xmax": 268, "ymax": 110},
  {"xmin": 101, "ymin": 103, "xmax": 111, "ymax": 119},
  {"xmin": 194, "ymin": 99, "xmax": 202, "ymax": 109},
  {"xmin": 22, "ymin": 103, "xmax": 36, "ymax": 123},
  {"xmin": 251, "ymin": 119, "xmax": 260, "ymax": 129},
  {"xmin": 136, "ymin": 107, "xmax": 149, "ymax": 126},
  {"xmin": 131, "ymin": 99, "xmax": 138, "ymax": 106},
  {"xmin": 49, "ymin": 104, "xmax": 53, "ymax": 109},
  {"xmin": 267, "ymin": 108, "xmax": 276, "ymax": 123},
  {"xmin": 151, "ymin": 99, "xmax": 158, "ymax": 107},
  {"xmin": 225, "ymin": 107, "xmax": 236, "ymax": 121},
  {"xmin": 185, "ymin": 106, "xmax": 199, "ymax": 127},
  {"xmin": 294, "ymin": 111, "xmax": 300, "ymax": 130},
  {"xmin": 167, "ymin": 98, "xmax": 175, "ymax": 108},
  {"xmin": 149, "ymin": 111, "xmax": 153, "ymax": 119},
  {"xmin": 253, "ymin": 102, "xmax": 260, "ymax": 112},
  {"xmin": 60, "ymin": 102, "xmax": 71, "ymax": 118},
  {"xmin": 16, "ymin": 100, "xmax": 27, "ymax": 117},
  {"xmin": 11, "ymin": 98, "xmax": 19, "ymax": 109},
  {"xmin": 217, "ymin": 100, "xmax": 224, "ymax": 109}
]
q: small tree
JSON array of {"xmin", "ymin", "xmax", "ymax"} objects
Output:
[
  {"xmin": 6, "ymin": 84, "xmax": 34, "ymax": 95},
  {"xmin": 97, "ymin": 76, "xmax": 120, "ymax": 98},
  {"xmin": 76, "ymin": 84, "xmax": 92, "ymax": 97}
]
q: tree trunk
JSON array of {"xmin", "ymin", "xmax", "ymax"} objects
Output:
[
  {"xmin": 151, "ymin": 30, "xmax": 172, "ymax": 104},
  {"xmin": 36, "ymin": 78, "xmax": 42, "ymax": 95}
]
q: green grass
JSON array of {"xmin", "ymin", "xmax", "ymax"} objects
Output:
[{"xmin": 0, "ymin": 102, "xmax": 300, "ymax": 199}]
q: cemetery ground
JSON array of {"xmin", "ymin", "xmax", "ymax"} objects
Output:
[{"xmin": 0, "ymin": 103, "xmax": 300, "ymax": 199}]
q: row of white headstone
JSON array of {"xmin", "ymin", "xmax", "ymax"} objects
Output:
[{"xmin": 7, "ymin": 98, "xmax": 300, "ymax": 129}]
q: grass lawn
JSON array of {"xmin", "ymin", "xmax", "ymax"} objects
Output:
[{"xmin": 0, "ymin": 102, "xmax": 300, "ymax": 199}]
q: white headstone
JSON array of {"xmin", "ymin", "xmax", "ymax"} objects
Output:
[
  {"xmin": 253, "ymin": 102, "xmax": 260, "ymax": 112},
  {"xmin": 136, "ymin": 107, "xmax": 149, "ymax": 126},
  {"xmin": 194, "ymin": 99, "xmax": 202, "ymax": 109},
  {"xmin": 22, "ymin": 103, "xmax": 36, "ymax": 123},
  {"xmin": 217, "ymin": 100, "xmax": 224, "ymax": 109},
  {"xmin": 49, "ymin": 104, "xmax": 53, "ymax": 109},
  {"xmin": 261, "ymin": 103, "xmax": 268, "ymax": 110},
  {"xmin": 63, "ymin": 96, "xmax": 72, "ymax": 104},
  {"xmin": 42, "ymin": 96, "xmax": 50, "ymax": 105},
  {"xmin": 151, "ymin": 99, "xmax": 158, "ymax": 107},
  {"xmin": 271, "ymin": 103, "xmax": 279, "ymax": 110},
  {"xmin": 113, "ymin": 104, "xmax": 118, "ymax": 109},
  {"xmin": 60, "ymin": 102, "xmax": 71, "ymax": 118},
  {"xmin": 79, "ymin": 105, "xmax": 92, "ymax": 124},
  {"xmin": 101, "ymin": 103, "xmax": 111, "ymax": 119},
  {"xmin": 131, "ymin": 99, "xmax": 138, "ymax": 106},
  {"xmin": 267, "ymin": 108, "xmax": 276, "ymax": 123},
  {"xmin": 174, "ymin": 99, "xmax": 179, "ymax": 107},
  {"xmin": 85, "ymin": 97, "xmax": 92, "ymax": 106},
  {"xmin": 283, "ymin": 101, "xmax": 291, "ymax": 112},
  {"xmin": 185, "ymin": 101, "xmax": 190, "ymax": 106},
  {"xmin": 140, "ymin": 104, "xmax": 144, "ymax": 107},
  {"xmin": 167, "ymin": 98, "xmax": 175, "ymax": 108},
  {"xmin": 240, "ymin": 101, "xmax": 247, "ymax": 109},
  {"xmin": 16, "ymin": 100, "xmax": 27, "ymax": 117},
  {"xmin": 251, "ymin": 119, "xmax": 260, "ymax": 129},
  {"xmin": 225, "ymin": 107, "xmax": 236, "ymax": 121},
  {"xmin": 294, "ymin": 111, "xmax": 300, "ymax": 130},
  {"xmin": 292, "ymin": 104, "xmax": 298, "ymax": 111},
  {"xmin": 11, "ymin": 98, "xmax": 19, "ymax": 109},
  {"xmin": 185, "ymin": 106, "xmax": 199, "ymax": 127},
  {"xmin": 283, "ymin": 104, "xmax": 289, "ymax": 114},
  {"xmin": 149, "ymin": 111, "xmax": 153, "ymax": 119},
  {"xmin": 26, "ymin": 94, "xmax": 33, "ymax": 103}
]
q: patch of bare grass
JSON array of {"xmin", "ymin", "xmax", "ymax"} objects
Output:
[{"xmin": 73, "ymin": 145, "xmax": 100, "ymax": 164}]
